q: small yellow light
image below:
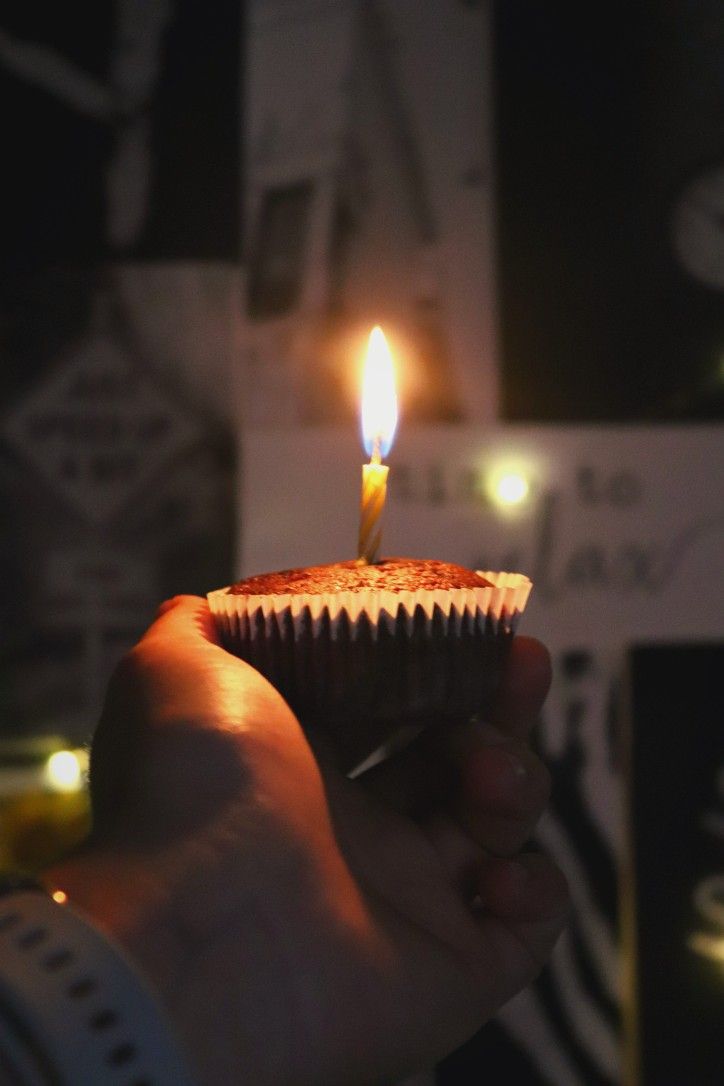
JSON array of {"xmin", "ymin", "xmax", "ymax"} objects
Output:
[
  {"xmin": 688, "ymin": 931, "xmax": 724, "ymax": 966},
  {"xmin": 51, "ymin": 890, "xmax": 68, "ymax": 905},
  {"xmin": 45, "ymin": 750, "xmax": 83, "ymax": 793},
  {"xmin": 494, "ymin": 471, "xmax": 530, "ymax": 507}
]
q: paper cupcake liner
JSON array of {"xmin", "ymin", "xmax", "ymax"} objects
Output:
[
  {"xmin": 207, "ymin": 571, "xmax": 532, "ymax": 768},
  {"xmin": 208, "ymin": 571, "xmax": 531, "ymax": 643}
]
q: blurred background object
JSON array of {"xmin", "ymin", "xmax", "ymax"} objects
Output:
[
  {"xmin": 243, "ymin": 0, "xmax": 499, "ymax": 426},
  {"xmin": 0, "ymin": 735, "xmax": 90, "ymax": 871},
  {"xmin": 1, "ymin": 1, "xmax": 240, "ymax": 754},
  {"xmin": 624, "ymin": 644, "xmax": 724, "ymax": 1086}
]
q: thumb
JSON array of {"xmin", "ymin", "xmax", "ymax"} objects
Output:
[{"xmin": 89, "ymin": 596, "xmax": 314, "ymax": 844}]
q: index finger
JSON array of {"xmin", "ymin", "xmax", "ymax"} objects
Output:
[{"xmin": 490, "ymin": 636, "xmax": 552, "ymax": 740}]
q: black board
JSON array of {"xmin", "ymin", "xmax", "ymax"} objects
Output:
[{"xmin": 624, "ymin": 643, "xmax": 724, "ymax": 1086}]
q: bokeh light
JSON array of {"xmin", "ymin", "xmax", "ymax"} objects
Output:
[{"xmin": 44, "ymin": 750, "xmax": 84, "ymax": 794}]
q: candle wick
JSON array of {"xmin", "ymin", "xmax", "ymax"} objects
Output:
[{"xmin": 371, "ymin": 436, "xmax": 382, "ymax": 465}]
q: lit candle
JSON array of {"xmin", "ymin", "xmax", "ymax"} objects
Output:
[{"xmin": 358, "ymin": 326, "xmax": 398, "ymax": 564}]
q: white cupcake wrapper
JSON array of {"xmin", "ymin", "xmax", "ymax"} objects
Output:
[{"xmin": 208, "ymin": 570, "xmax": 532, "ymax": 643}]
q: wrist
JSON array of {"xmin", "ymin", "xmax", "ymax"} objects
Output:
[
  {"xmin": 45, "ymin": 846, "xmax": 186, "ymax": 1019},
  {"xmin": 0, "ymin": 873, "xmax": 196, "ymax": 1084}
]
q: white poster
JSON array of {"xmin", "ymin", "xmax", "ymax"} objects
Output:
[{"xmin": 240, "ymin": 425, "xmax": 724, "ymax": 648}]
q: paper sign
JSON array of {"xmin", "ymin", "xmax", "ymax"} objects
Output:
[
  {"xmin": 3, "ymin": 330, "xmax": 199, "ymax": 524},
  {"xmin": 239, "ymin": 425, "xmax": 724, "ymax": 649}
]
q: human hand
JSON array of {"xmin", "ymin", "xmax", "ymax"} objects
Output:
[{"xmin": 48, "ymin": 596, "xmax": 568, "ymax": 1086}]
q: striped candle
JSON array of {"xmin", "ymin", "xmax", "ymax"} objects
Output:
[{"xmin": 358, "ymin": 452, "xmax": 389, "ymax": 564}]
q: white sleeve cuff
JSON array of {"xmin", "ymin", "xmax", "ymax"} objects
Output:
[{"xmin": 0, "ymin": 889, "xmax": 196, "ymax": 1085}]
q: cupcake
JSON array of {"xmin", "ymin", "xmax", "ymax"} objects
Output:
[{"xmin": 208, "ymin": 558, "xmax": 531, "ymax": 769}]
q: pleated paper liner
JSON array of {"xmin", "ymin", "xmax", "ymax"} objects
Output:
[{"xmin": 208, "ymin": 571, "xmax": 532, "ymax": 769}]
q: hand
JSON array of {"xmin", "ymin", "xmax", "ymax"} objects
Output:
[{"xmin": 48, "ymin": 596, "xmax": 568, "ymax": 1086}]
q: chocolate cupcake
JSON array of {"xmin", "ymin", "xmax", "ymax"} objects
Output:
[{"xmin": 208, "ymin": 559, "xmax": 531, "ymax": 769}]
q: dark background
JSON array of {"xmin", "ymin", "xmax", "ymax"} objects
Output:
[
  {"xmin": 2, "ymin": 0, "xmax": 240, "ymax": 406},
  {"xmin": 2, "ymin": 1, "xmax": 240, "ymax": 261},
  {"xmin": 628, "ymin": 644, "xmax": 724, "ymax": 1086},
  {"xmin": 3, "ymin": 2, "xmax": 723, "ymax": 421},
  {"xmin": 0, "ymin": 1, "xmax": 240, "ymax": 744},
  {"xmin": 495, "ymin": 1, "xmax": 724, "ymax": 421}
]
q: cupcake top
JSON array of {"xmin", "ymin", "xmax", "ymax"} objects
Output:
[
  {"xmin": 227, "ymin": 558, "xmax": 492, "ymax": 596},
  {"xmin": 211, "ymin": 563, "xmax": 531, "ymax": 643}
]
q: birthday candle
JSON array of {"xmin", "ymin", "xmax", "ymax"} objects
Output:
[{"xmin": 358, "ymin": 327, "xmax": 398, "ymax": 564}]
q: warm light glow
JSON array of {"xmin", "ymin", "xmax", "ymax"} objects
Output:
[
  {"xmin": 361, "ymin": 327, "xmax": 398, "ymax": 460},
  {"xmin": 45, "ymin": 750, "xmax": 83, "ymax": 793},
  {"xmin": 51, "ymin": 890, "xmax": 68, "ymax": 905},
  {"xmin": 688, "ymin": 931, "xmax": 724, "ymax": 967},
  {"xmin": 493, "ymin": 471, "xmax": 530, "ymax": 507}
]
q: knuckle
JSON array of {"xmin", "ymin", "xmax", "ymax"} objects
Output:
[
  {"xmin": 155, "ymin": 595, "xmax": 185, "ymax": 617},
  {"xmin": 106, "ymin": 638, "xmax": 160, "ymax": 698},
  {"xmin": 106, "ymin": 645, "xmax": 143, "ymax": 691}
]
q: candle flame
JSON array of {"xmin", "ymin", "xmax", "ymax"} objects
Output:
[{"xmin": 361, "ymin": 327, "xmax": 398, "ymax": 461}]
